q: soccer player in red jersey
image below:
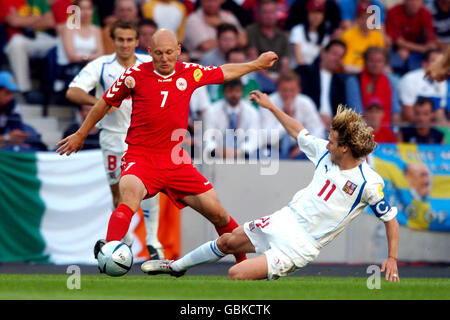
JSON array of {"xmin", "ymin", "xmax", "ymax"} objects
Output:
[{"xmin": 56, "ymin": 29, "xmax": 278, "ymax": 265}]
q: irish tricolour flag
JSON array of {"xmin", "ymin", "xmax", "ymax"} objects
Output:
[{"xmin": 0, "ymin": 150, "xmax": 146, "ymax": 264}]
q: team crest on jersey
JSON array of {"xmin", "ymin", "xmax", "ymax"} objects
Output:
[
  {"xmin": 124, "ymin": 76, "xmax": 135, "ymax": 88},
  {"xmin": 342, "ymin": 180, "xmax": 357, "ymax": 195},
  {"xmin": 176, "ymin": 77, "xmax": 187, "ymax": 91},
  {"xmin": 193, "ymin": 68, "xmax": 203, "ymax": 82}
]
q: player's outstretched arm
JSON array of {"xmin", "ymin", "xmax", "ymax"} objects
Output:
[
  {"xmin": 250, "ymin": 90, "xmax": 305, "ymax": 138},
  {"xmin": 66, "ymin": 87, "xmax": 99, "ymax": 106},
  {"xmin": 424, "ymin": 45, "xmax": 450, "ymax": 82},
  {"xmin": 220, "ymin": 51, "xmax": 278, "ymax": 82},
  {"xmin": 381, "ymin": 217, "xmax": 400, "ymax": 282},
  {"xmin": 56, "ymin": 98, "xmax": 112, "ymax": 155}
]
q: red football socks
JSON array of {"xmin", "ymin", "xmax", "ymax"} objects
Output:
[
  {"xmin": 215, "ymin": 216, "xmax": 247, "ymax": 263},
  {"xmin": 106, "ymin": 204, "xmax": 135, "ymax": 242}
]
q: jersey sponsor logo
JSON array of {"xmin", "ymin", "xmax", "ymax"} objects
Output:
[
  {"xmin": 342, "ymin": 180, "xmax": 357, "ymax": 195},
  {"xmin": 193, "ymin": 68, "xmax": 203, "ymax": 82},
  {"xmin": 176, "ymin": 77, "xmax": 187, "ymax": 91},
  {"xmin": 370, "ymin": 198, "xmax": 391, "ymax": 217},
  {"xmin": 125, "ymin": 76, "xmax": 135, "ymax": 88}
]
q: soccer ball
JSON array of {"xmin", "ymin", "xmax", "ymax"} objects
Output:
[{"xmin": 97, "ymin": 241, "xmax": 133, "ymax": 277}]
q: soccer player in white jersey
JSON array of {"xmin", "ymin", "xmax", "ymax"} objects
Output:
[
  {"xmin": 66, "ymin": 20, "xmax": 163, "ymax": 259},
  {"xmin": 141, "ymin": 90, "xmax": 401, "ymax": 282}
]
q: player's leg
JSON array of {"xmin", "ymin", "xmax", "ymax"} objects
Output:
[
  {"xmin": 105, "ymin": 174, "xmax": 147, "ymax": 242},
  {"xmin": 141, "ymin": 226, "xmax": 254, "ymax": 276},
  {"xmin": 182, "ymin": 189, "xmax": 247, "ymax": 263},
  {"xmin": 227, "ymin": 255, "xmax": 268, "ymax": 280},
  {"xmin": 141, "ymin": 194, "xmax": 164, "ymax": 259}
]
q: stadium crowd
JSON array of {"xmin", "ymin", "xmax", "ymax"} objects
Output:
[{"xmin": 0, "ymin": 0, "xmax": 449, "ymax": 156}]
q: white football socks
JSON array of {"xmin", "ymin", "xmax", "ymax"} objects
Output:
[
  {"xmin": 171, "ymin": 240, "xmax": 226, "ymax": 272},
  {"xmin": 141, "ymin": 195, "xmax": 163, "ymax": 252}
]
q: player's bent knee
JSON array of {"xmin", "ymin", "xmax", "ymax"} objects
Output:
[
  {"xmin": 227, "ymin": 265, "xmax": 250, "ymax": 280},
  {"xmin": 217, "ymin": 233, "xmax": 233, "ymax": 254}
]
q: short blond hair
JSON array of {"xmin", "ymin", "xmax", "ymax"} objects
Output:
[{"xmin": 331, "ymin": 105, "xmax": 376, "ymax": 159}]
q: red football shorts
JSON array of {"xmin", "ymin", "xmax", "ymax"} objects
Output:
[{"xmin": 120, "ymin": 146, "xmax": 213, "ymax": 208}]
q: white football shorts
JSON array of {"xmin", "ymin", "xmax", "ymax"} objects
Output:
[
  {"xmin": 99, "ymin": 130, "xmax": 128, "ymax": 185},
  {"xmin": 243, "ymin": 206, "xmax": 321, "ymax": 280}
]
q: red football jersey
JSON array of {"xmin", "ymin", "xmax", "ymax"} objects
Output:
[{"xmin": 102, "ymin": 61, "xmax": 224, "ymax": 151}]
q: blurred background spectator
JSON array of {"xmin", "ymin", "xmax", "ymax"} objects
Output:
[
  {"xmin": 386, "ymin": 0, "xmax": 438, "ymax": 75},
  {"xmin": 340, "ymin": 2, "xmax": 385, "ymax": 73},
  {"xmin": 184, "ymin": 0, "xmax": 246, "ymax": 61},
  {"xmin": 362, "ymin": 96, "xmax": 397, "ymax": 143},
  {"xmin": 289, "ymin": 0, "xmax": 331, "ymax": 68},
  {"xmin": 285, "ymin": 0, "xmax": 341, "ymax": 38},
  {"xmin": 397, "ymin": 97, "xmax": 445, "ymax": 144},
  {"xmin": 207, "ymin": 47, "xmax": 260, "ymax": 104},
  {"xmin": 296, "ymin": 39, "xmax": 347, "ymax": 128},
  {"xmin": 200, "ymin": 22, "xmax": 238, "ymax": 66},
  {"xmin": 55, "ymin": 0, "xmax": 104, "ymax": 90},
  {"xmin": 338, "ymin": 0, "xmax": 386, "ymax": 31},
  {"xmin": 346, "ymin": 46, "xmax": 401, "ymax": 127},
  {"xmin": 398, "ymin": 49, "xmax": 447, "ymax": 123},
  {"xmin": 0, "ymin": 71, "xmax": 47, "ymax": 151},
  {"xmin": 102, "ymin": 0, "xmax": 140, "ymax": 54},
  {"xmin": 260, "ymin": 71, "xmax": 325, "ymax": 159},
  {"xmin": 0, "ymin": 0, "xmax": 58, "ymax": 104},
  {"xmin": 136, "ymin": 18, "xmax": 158, "ymax": 54},
  {"xmin": 246, "ymin": 0, "xmax": 290, "ymax": 78},
  {"xmin": 141, "ymin": 0, "xmax": 187, "ymax": 43},
  {"xmin": 203, "ymin": 79, "xmax": 261, "ymax": 159},
  {"xmin": 426, "ymin": 0, "xmax": 450, "ymax": 51}
]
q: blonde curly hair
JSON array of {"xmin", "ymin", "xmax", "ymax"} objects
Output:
[{"xmin": 331, "ymin": 105, "xmax": 376, "ymax": 159}]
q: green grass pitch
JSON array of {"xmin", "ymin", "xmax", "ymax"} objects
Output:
[{"xmin": 0, "ymin": 274, "xmax": 448, "ymax": 300}]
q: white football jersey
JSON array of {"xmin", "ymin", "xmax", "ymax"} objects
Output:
[
  {"xmin": 288, "ymin": 129, "xmax": 397, "ymax": 248},
  {"xmin": 68, "ymin": 53, "xmax": 152, "ymax": 133}
]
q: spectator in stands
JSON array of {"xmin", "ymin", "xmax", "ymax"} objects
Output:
[
  {"xmin": 56, "ymin": 0, "xmax": 104, "ymax": 78},
  {"xmin": 200, "ymin": 23, "xmax": 238, "ymax": 67},
  {"xmin": 362, "ymin": 96, "xmax": 396, "ymax": 143},
  {"xmin": 398, "ymin": 49, "xmax": 447, "ymax": 123},
  {"xmin": 0, "ymin": 71, "xmax": 47, "ymax": 151},
  {"xmin": 183, "ymin": 0, "xmax": 247, "ymax": 61},
  {"xmin": 208, "ymin": 48, "xmax": 260, "ymax": 104},
  {"xmin": 0, "ymin": 71, "xmax": 28, "ymax": 148},
  {"xmin": 346, "ymin": 46, "xmax": 401, "ymax": 127},
  {"xmin": 50, "ymin": 0, "xmax": 74, "ymax": 35},
  {"xmin": 0, "ymin": 0, "xmax": 58, "ymax": 103},
  {"xmin": 102, "ymin": 0, "xmax": 140, "ymax": 54},
  {"xmin": 426, "ymin": 0, "xmax": 450, "ymax": 50},
  {"xmin": 338, "ymin": 0, "xmax": 386, "ymax": 31},
  {"xmin": 386, "ymin": 0, "xmax": 438, "ymax": 74},
  {"xmin": 284, "ymin": 0, "xmax": 341, "ymax": 38},
  {"xmin": 261, "ymin": 71, "xmax": 325, "ymax": 159},
  {"xmin": 135, "ymin": 18, "xmax": 158, "ymax": 54},
  {"xmin": 142, "ymin": 0, "xmax": 187, "ymax": 42},
  {"xmin": 289, "ymin": 0, "xmax": 331, "ymax": 68},
  {"xmin": 203, "ymin": 79, "xmax": 261, "ymax": 159},
  {"xmin": 296, "ymin": 39, "xmax": 347, "ymax": 129},
  {"xmin": 397, "ymin": 97, "xmax": 445, "ymax": 144},
  {"xmin": 341, "ymin": 2, "xmax": 385, "ymax": 73},
  {"xmin": 62, "ymin": 104, "xmax": 100, "ymax": 149},
  {"xmin": 246, "ymin": 0, "xmax": 290, "ymax": 75}
]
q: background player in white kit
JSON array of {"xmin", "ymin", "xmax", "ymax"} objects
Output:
[
  {"xmin": 142, "ymin": 90, "xmax": 401, "ymax": 282},
  {"xmin": 66, "ymin": 20, "xmax": 163, "ymax": 259}
]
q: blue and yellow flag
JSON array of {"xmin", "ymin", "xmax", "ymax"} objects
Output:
[{"xmin": 371, "ymin": 143, "xmax": 450, "ymax": 232}]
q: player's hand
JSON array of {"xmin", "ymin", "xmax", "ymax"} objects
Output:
[
  {"xmin": 249, "ymin": 90, "xmax": 273, "ymax": 110},
  {"xmin": 381, "ymin": 257, "xmax": 400, "ymax": 282},
  {"xmin": 255, "ymin": 51, "xmax": 278, "ymax": 70},
  {"xmin": 55, "ymin": 131, "xmax": 85, "ymax": 156},
  {"xmin": 424, "ymin": 55, "xmax": 450, "ymax": 82}
]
